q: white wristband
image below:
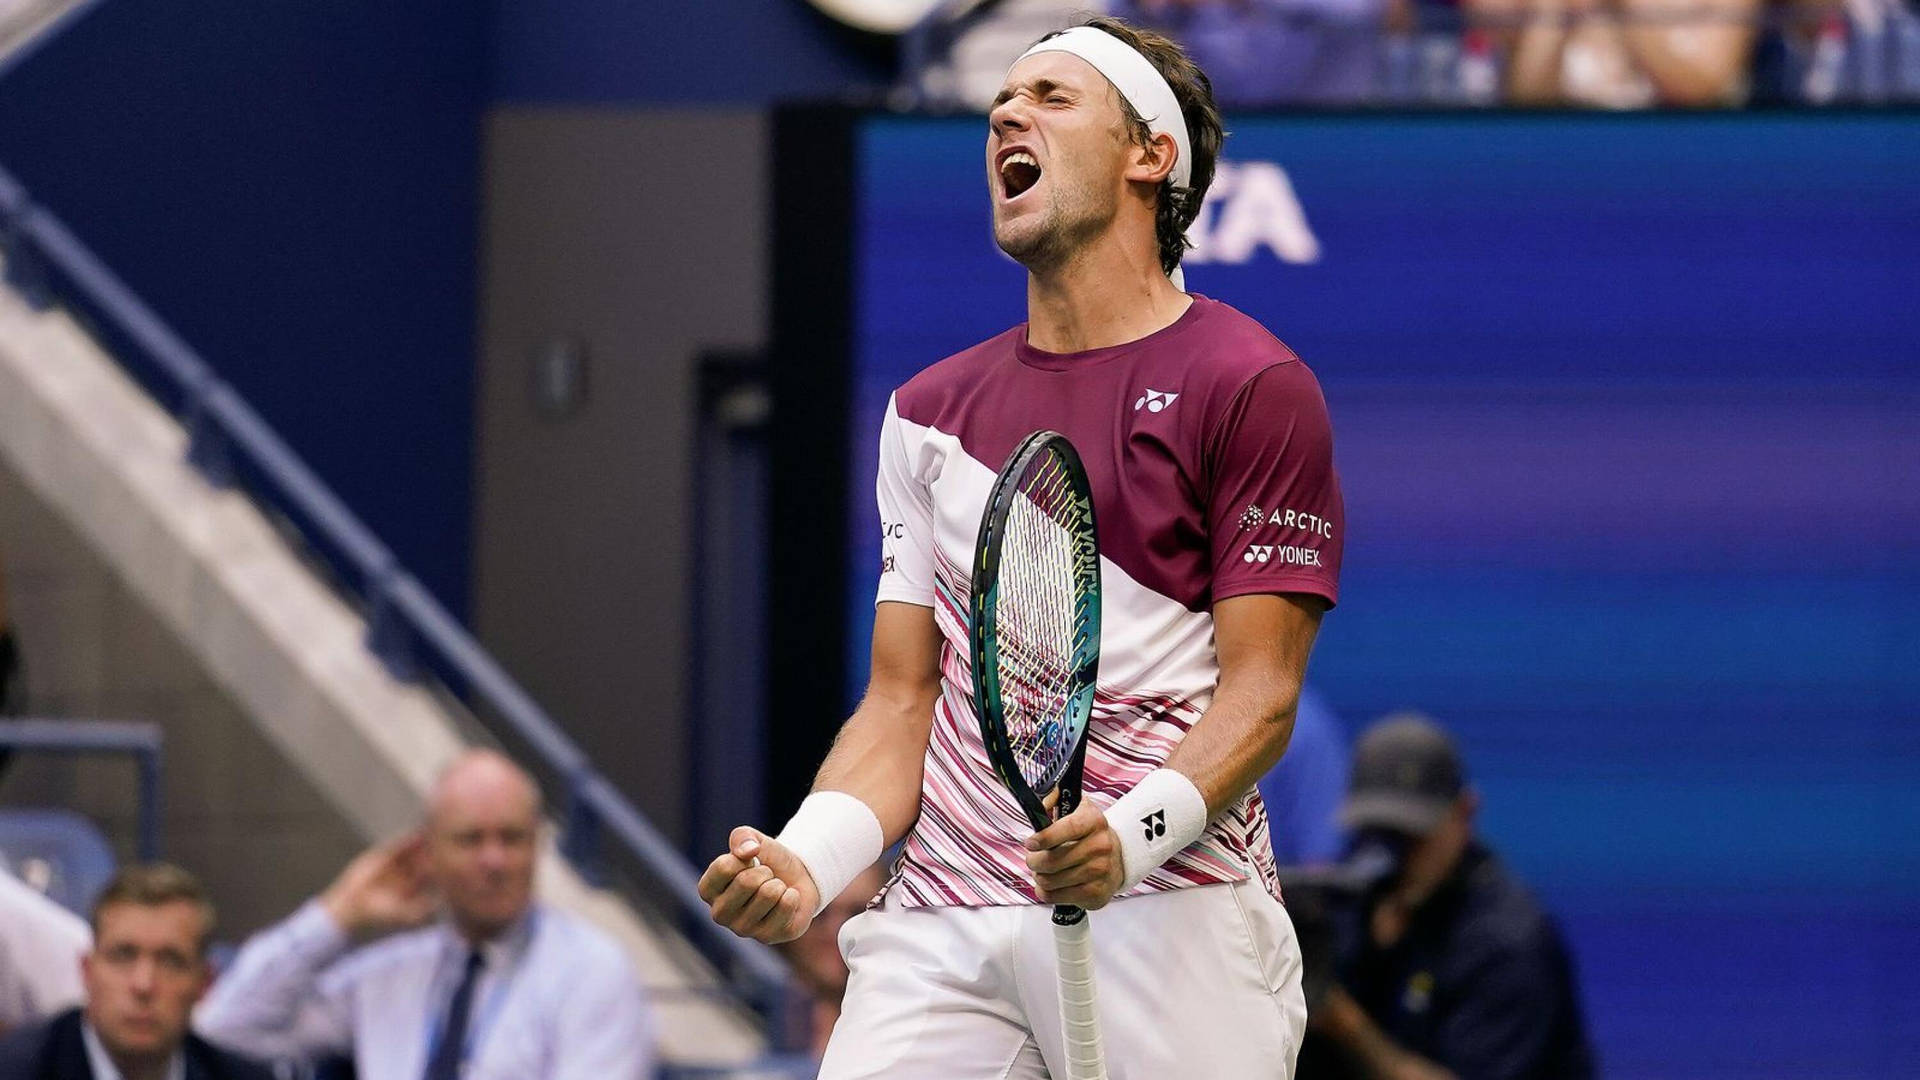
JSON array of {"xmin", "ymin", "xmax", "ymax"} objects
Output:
[
  {"xmin": 774, "ymin": 791, "xmax": 885, "ymax": 917},
  {"xmin": 1105, "ymin": 768, "xmax": 1210, "ymax": 893}
]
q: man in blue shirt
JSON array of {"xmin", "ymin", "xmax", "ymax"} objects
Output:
[
  {"xmin": 196, "ymin": 750, "xmax": 654, "ymax": 1080},
  {"xmin": 1309, "ymin": 714, "xmax": 1594, "ymax": 1080}
]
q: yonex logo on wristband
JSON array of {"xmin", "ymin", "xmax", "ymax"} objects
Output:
[{"xmin": 1141, "ymin": 809, "xmax": 1167, "ymax": 840}]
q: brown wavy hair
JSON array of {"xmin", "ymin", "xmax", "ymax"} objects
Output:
[{"xmin": 1037, "ymin": 16, "xmax": 1225, "ymax": 276}]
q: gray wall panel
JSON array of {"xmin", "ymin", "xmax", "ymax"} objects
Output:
[
  {"xmin": 0, "ymin": 459, "xmax": 363, "ymax": 936},
  {"xmin": 475, "ymin": 108, "xmax": 768, "ymax": 845}
]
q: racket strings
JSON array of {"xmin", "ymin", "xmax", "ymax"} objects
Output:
[{"xmin": 995, "ymin": 456, "xmax": 1086, "ymax": 792}]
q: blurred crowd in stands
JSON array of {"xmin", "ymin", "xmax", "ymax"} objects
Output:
[{"xmin": 908, "ymin": 0, "xmax": 1920, "ymax": 107}]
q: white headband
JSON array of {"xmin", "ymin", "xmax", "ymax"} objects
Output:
[{"xmin": 1012, "ymin": 25, "xmax": 1192, "ymax": 192}]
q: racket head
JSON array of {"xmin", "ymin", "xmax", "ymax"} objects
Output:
[{"xmin": 970, "ymin": 430, "xmax": 1102, "ymax": 836}]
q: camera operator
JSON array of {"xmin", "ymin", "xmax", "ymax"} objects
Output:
[{"xmin": 1306, "ymin": 714, "xmax": 1594, "ymax": 1080}]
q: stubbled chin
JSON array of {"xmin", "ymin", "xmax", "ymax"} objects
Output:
[{"xmin": 994, "ymin": 217, "xmax": 1050, "ymax": 265}]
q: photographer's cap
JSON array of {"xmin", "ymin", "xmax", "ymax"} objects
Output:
[{"xmin": 1339, "ymin": 713, "xmax": 1465, "ymax": 835}]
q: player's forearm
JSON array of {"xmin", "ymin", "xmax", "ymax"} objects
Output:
[
  {"xmin": 1163, "ymin": 592, "xmax": 1322, "ymax": 816},
  {"xmin": 811, "ymin": 688, "xmax": 936, "ymax": 845},
  {"xmin": 1163, "ymin": 672, "xmax": 1299, "ymax": 818},
  {"xmin": 1099, "ymin": 684, "xmax": 1293, "ymax": 888},
  {"xmin": 1105, "ymin": 649, "xmax": 1304, "ymax": 893}
]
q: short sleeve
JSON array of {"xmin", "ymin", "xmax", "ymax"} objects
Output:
[
  {"xmin": 1206, "ymin": 362, "xmax": 1344, "ymax": 608},
  {"xmin": 874, "ymin": 393, "xmax": 937, "ymax": 608}
]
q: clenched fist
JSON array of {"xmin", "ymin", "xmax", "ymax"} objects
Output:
[{"xmin": 698, "ymin": 827, "xmax": 821, "ymax": 945}]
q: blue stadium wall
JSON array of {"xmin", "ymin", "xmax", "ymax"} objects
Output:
[
  {"xmin": 0, "ymin": 1, "xmax": 878, "ymax": 618},
  {"xmin": 491, "ymin": 0, "xmax": 890, "ymax": 105},
  {"xmin": 844, "ymin": 112, "xmax": 1920, "ymax": 1078},
  {"xmin": 0, "ymin": 0, "xmax": 487, "ymax": 616}
]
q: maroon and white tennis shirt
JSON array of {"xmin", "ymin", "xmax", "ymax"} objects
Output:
[{"xmin": 875, "ymin": 294, "xmax": 1344, "ymax": 908}]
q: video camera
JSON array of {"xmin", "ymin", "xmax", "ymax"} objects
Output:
[{"xmin": 1275, "ymin": 830, "xmax": 1410, "ymax": 1011}]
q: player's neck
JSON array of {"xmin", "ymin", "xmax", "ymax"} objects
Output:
[{"xmin": 1024, "ymin": 238, "xmax": 1190, "ymax": 355}]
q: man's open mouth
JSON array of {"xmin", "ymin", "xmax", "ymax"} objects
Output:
[{"xmin": 1000, "ymin": 152, "xmax": 1042, "ymax": 200}]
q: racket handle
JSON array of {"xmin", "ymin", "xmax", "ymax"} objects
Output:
[{"xmin": 1052, "ymin": 911, "xmax": 1107, "ymax": 1080}]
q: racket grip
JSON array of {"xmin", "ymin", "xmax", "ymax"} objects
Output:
[{"xmin": 1053, "ymin": 913, "xmax": 1107, "ymax": 1080}]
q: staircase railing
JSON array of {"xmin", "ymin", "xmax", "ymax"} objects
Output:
[{"xmin": 0, "ymin": 162, "xmax": 795, "ymax": 1038}]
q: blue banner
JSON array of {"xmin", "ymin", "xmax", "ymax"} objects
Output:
[{"xmin": 848, "ymin": 112, "xmax": 1919, "ymax": 1078}]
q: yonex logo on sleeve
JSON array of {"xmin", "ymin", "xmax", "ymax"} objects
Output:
[
  {"xmin": 1142, "ymin": 809, "xmax": 1167, "ymax": 840},
  {"xmin": 1133, "ymin": 389, "xmax": 1179, "ymax": 413},
  {"xmin": 1244, "ymin": 543, "xmax": 1323, "ymax": 567}
]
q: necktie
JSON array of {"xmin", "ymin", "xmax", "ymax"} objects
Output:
[{"xmin": 424, "ymin": 949, "xmax": 485, "ymax": 1080}]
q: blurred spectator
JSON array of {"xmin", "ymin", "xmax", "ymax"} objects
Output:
[
  {"xmin": 0, "ymin": 863, "xmax": 91, "ymax": 1036},
  {"xmin": 1850, "ymin": 0, "xmax": 1920, "ymax": 99},
  {"xmin": 196, "ymin": 749, "xmax": 655, "ymax": 1080},
  {"xmin": 778, "ymin": 862, "xmax": 886, "ymax": 1059},
  {"xmin": 1257, "ymin": 684, "xmax": 1351, "ymax": 866},
  {"xmin": 0, "ymin": 863, "xmax": 272, "ymax": 1080},
  {"xmin": 914, "ymin": 0, "xmax": 1098, "ymax": 108},
  {"xmin": 1308, "ymin": 714, "xmax": 1594, "ymax": 1080},
  {"xmin": 1117, "ymin": 0, "xmax": 1393, "ymax": 104},
  {"xmin": 1750, "ymin": 0, "xmax": 1849, "ymax": 100},
  {"xmin": 1752, "ymin": 0, "xmax": 1920, "ymax": 103},
  {"xmin": 1502, "ymin": 0, "xmax": 1762, "ymax": 105}
]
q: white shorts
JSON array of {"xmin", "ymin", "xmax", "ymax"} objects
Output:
[{"xmin": 820, "ymin": 877, "xmax": 1306, "ymax": 1080}]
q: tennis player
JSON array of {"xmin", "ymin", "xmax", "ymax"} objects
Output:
[{"xmin": 701, "ymin": 16, "xmax": 1343, "ymax": 1077}]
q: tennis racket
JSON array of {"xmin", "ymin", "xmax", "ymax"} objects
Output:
[{"xmin": 969, "ymin": 429, "xmax": 1106, "ymax": 1080}]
